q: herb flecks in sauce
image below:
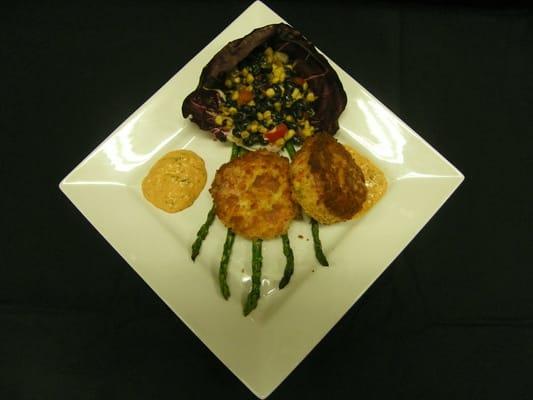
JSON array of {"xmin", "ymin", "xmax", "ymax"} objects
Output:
[{"xmin": 142, "ymin": 150, "xmax": 207, "ymax": 213}]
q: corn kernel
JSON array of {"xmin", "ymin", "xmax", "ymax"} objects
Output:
[
  {"xmin": 272, "ymin": 64, "xmax": 286, "ymax": 83},
  {"xmin": 285, "ymin": 115, "xmax": 294, "ymax": 122},
  {"xmin": 246, "ymin": 74, "xmax": 254, "ymax": 83},
  {"xmin": 225, "ymin": 119, "xmax": 234, "ymax": 128},
  {"xmin": 306, "ymin": 92, "xmax": 316, "ymax": 102},
  {"xmin": 242, "ymin": 67, "xmax": 249, "ymax": 76},
  {"xmin": 274, "ymin": 66, "xmax": 285, "ymax": 82},
  {"xmin": 303, "ymin": 82, "xmax": 309, "ymax": 91},
  {"xmin": 275, "ymin": 138, "xmax": 285, "ymax": 147},
  {"xmin": 231, "ymin": 91, "xmax": 239, "ymax": 101},
  {"xmin": 256, "ymin": 112, "xmax": 263, "ymax": 121},
  {"xmin": 263, "ymin": 110, "xmax": 271, "ymax": 119},
  {"xmin": 258, "ymin": 125, "xmax": 268, "ymax": 134},
  {"xmin": 285, "ymin": 129, "xmax": 296, "ymax": 140},
  {"xmin": 215, "ymin": 115, "xmax": 224, "ymax": 126},
  {"xmin": 229, "ymin": 107, "xmax": 237, "ymax": 115},
  {"xmin": 274, "ymin": 51, "xmax": 288, "ymax": 64},
  {"xmin": 233, "ymin": 76, "xmax": 241, "ymax": 84},
  {"xmin": 274, "ymin": 102, "xmax": 282, "ymax": 111},
  {"xmin": 246, "ymin": 85, "xmax": 253, "ymax": 92},
  {"xmin": 265, "ymin": 88, "xmax": 275, "ymax": 98},
  {"xmin": 291, "ymin": 88, "xmax": 302, "ymax": 100},
  {"xmin": 264, "ymin": 47, "xmax": 273, "ymax": 56},
  {"xmin": 247, "ymin": 100, "xmax": 256, "ymax": 106},
  {"xmin": 249, "ymin": 123, "xmax": 258, "ymax": 133},
  {"xmin": 241, "ymin": 130, "xmax": 250, "ymax": 139},
  {"xmin": 224, "ymin": 79, "xmax": 233, "ymax": 88},
  {"xmin": 271, "ymin": 76, "xmax": 279, "ymax": 84}
]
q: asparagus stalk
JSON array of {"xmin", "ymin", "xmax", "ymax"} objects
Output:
[
  {"xmin": 285, "ymin": 140, "xmax": 296, "ymax": 159},
  {"xmin": 285, "ymin": 140, "xmax": 329, "ymax": 267},
  {"xmin": 275, "ymin": 141, "xmax": 298, "ymax": 288},
  {"xmin": 191, "ymin": 206, "xmax": 216, "ymax": 261},
  {"xmin": 218, "ymin": 229, "xmax": 235, "ymax": 299},
  {"xmin": 191, "ymin": 144, "xmax": 241, "ymax": 261},
  {"xmin": 243, "ymin": 239, "xmax": 263, "ymax": 316},
  {"xmin": 311, "ymin": 218, "xmax": 329, "ymax": 266},
  {"xmin": 278, "ymin": 234, "xmax": 294, "ymax": 289}
]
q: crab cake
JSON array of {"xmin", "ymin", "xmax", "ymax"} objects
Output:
[
  {"xmin": 210, "ymin": 150, "xmax": 297, "ymax": 240},
  {"xmin": 290, "ymin": 134, "xmax": 367, "ymax": 224}
]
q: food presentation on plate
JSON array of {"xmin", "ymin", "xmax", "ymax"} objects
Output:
[
  {"xmin": 56, "ymin": 3, "xmax": 464, "ymax": 396},
  {"xmin": 142, "ymin": 23, "xmax": 387, "ymax": 315}
]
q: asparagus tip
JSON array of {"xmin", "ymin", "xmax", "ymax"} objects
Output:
[{"xmin": 243, "ymin": 302, "xmax": 255, "ymax": 316}]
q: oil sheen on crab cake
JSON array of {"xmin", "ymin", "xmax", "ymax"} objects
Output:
[
  {"xmin": 210, "ymin": 150, "xmax": 298, "ymax": 240},
  {"xmin": 290, "ymin": 134, "xmax": 367, "ymax": 224}
]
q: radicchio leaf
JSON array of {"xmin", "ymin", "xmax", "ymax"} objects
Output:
[{"xmin": 182, "ymin": 23, "xmax": 347, "ymax": 139}]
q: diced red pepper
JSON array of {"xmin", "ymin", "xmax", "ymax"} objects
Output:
[
  {"xmin": 292, "ymin": 76, "xmax": 305, "ymax": 86},
  {"xmin": 264, "ymin": 123, "xmax": 288, "ymax": 143},
  {"xmin": 237, "ymin": 89, "xmax": 254, "ymax": 105}
]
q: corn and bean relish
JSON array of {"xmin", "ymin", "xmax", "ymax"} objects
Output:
[{"xmin": 215, "ymin": 46, "xmax": 318, "ymax": 149}]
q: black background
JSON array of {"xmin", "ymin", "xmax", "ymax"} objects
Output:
[{"xmin": 2, "ymin": 1, "xmax": 532, "ymax": 399}]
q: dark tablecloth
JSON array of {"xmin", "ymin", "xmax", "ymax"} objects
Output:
[{"xmin": 2, "ymin": 2, "xmax": 532, "ymax": 399}]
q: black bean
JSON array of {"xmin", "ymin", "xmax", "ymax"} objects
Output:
[
  {"xmin": 237, "ymin": 111, "xmax": 248, "ymax": 122},
  {"xmin": 284, "ymin": 81, "xmax": 296, "ymax": 92},
  {"xmin": 257, "ymin": 102, "xmax": 267, "ymax": 112},
  {"xmin": 286, "ymin": 120, "xmax": 298, "ymax": 130},
  {"xmin": 250, "ymin": 64, "xmax": 260, "ymax": 75},
  {"xmin": 293, "ymin": 100, "xmax": 305, "ymax": 111}
]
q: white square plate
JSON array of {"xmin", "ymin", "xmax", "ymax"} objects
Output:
[{"xmin": 59, "ymin": 1, "xmax": 463, "ymax": 398}]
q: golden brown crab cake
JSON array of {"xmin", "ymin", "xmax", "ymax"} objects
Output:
[
  {"xmin": 210, "ymin": 150, "xmax": 298, "ymax": 240},
  {"xmin": 290, "ymin": 134, "xmax": 367, "ymax": 224}
]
